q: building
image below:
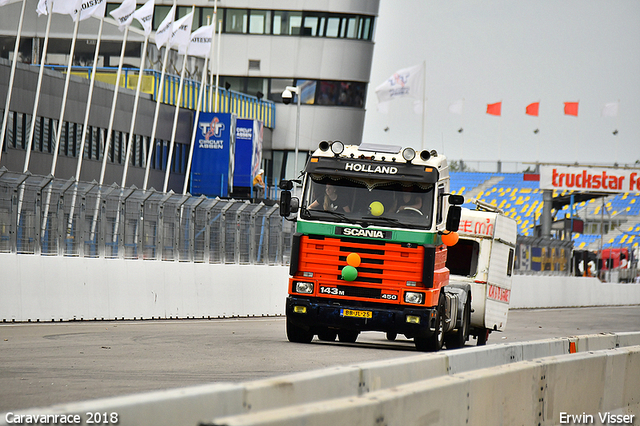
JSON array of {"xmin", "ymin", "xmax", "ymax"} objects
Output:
[{"xmin": 0, "ymin": 0, "xmax": 380, "ymax": 193}]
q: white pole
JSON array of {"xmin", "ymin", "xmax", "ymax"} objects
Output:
[
  {"xmin": 420, "ymin": 60, "xmax": 426, "ymax": 151},
  {"xmin": 16, "ymin": 0, "xmax": 53, "ymax": 224},
  {"xmin": 90, "ymin": 26, "xmax": 130, "ymax": 241},
  {"xmin": 22, "ymin": 4, "xmax": 54, "ymax": 173},
  {"xmin": 207, "ymin": 0, "xmax": 217, "ymax": 112},
  {"xmin": 121, "ymin": 33, "xmax": 150, "ymax": 187},
  {"xmin": 67, "ymin": 15, "xmax": 105, "ymax": 236},
  {"xmin": 183, "ymin": 54, "xmax": 209, "ymax": 194},
  {"xmin": 0, "ymin": 0, "xmax": 27, "ymax": 164},
  {"xmin": 163, "ymin": 53, "xmax": 188, "ymax": 193},
  {"xmin": 142, "ymin": 44, "xmax": 170, "ymax": 190},
  {"xmin": 294, "ymin": 86, "xmax": 300, "ymax": 179},
  {"xmin": 214, "ymin": 19, "xmax": 222, "ymax": 112},
  {"xmin": 42, "ymin": 14, "xmax": 81, "ymax": 237}
]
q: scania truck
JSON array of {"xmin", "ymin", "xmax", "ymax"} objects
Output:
[{"xmin": 278, "ymin": 142, "xmax": 468, "ymax": 351}]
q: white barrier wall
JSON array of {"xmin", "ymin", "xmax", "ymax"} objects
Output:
[
  {"xmin": 0, "ymin": 254, "xmax": 290, "ymax": 322},
  {"xmin": 2, "ymin": 333, "xmax": 639, "ymax": 426},
  {"xmin": 510, "ymin": 274, "xmax": 640, "ymax": 308},
  {"xmin": 2, "ymin": 253, "xmax": 640, "ymax": 322}
]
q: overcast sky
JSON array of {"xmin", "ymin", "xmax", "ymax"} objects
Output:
[{"xmin": 362, "ymin": 0, "xmax": 640, "ymax": 169}]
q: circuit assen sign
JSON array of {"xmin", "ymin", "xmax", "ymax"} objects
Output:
[{"xmin": 540, "ymin": 165, "xmax": 640, "ymax": 194}]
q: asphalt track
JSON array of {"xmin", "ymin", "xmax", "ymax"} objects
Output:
[{"xmin": 1, "ymin": 305, "xmax": 639, "ymax": 411}]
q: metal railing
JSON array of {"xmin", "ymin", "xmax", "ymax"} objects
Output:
[{"xmin": 0, "ymin": 168, "xmax": 293, "ymax": 265}]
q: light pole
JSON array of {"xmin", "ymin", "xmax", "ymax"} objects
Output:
[{"xmin": 282, "ymin": 85, "xmax": 301, "ymax": 180}]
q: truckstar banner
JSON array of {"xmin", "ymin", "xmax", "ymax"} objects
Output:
[{"xmin": 540, "ymin": 165, "xmax": 640, "ymax": 194}]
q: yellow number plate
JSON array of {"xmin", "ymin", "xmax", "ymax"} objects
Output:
[{"xmin": 341, "ymin": 309, "xmax": 372, "ymax": 319}]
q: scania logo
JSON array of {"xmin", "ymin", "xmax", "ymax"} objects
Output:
[
  {"xmin": 338, "ymin": 227, "xmax": 389, "ymax": 239},
  {"xmin": 344, "ymin": 163, "xmax": 398, "ymax": 174}
]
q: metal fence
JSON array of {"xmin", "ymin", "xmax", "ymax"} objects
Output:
[{"xmin": 0, "ymin": 168, "xmax": 293, "ymax": 264}]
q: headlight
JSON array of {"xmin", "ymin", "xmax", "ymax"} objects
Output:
[
  {"xmin": 295, "ymin": 282, "xmax": 314, "ymax": 294},
  {"xmin": 402, "ymin": 147, "xmax": 416, "ymax": 162},
  {"xmin": 331, "ymin": 141, "xmax": 344, "ymax": 155},
  {"xmin": 404, "ymin": 291, "xmax": 424, "ymax": 304}
]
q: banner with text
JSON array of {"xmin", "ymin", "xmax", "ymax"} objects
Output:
[{"xmin": 540, "ymin": 165, "xmax": 640, "ymax": 194}]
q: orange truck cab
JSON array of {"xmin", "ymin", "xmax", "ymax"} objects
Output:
[{"xmin": 278, "ymin": 142, "xmax": 467, "ymax": 352}]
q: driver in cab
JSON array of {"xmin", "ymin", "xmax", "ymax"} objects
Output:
[
  {"xmin": 396, "ymin": 186, "xmax": 422, "ymax": 213},
  {"xmin": 308, "ymin": 183, "xmax": 351, "ymax": 213}
]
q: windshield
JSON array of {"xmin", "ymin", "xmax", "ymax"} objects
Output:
[{"xmin": 300, "ymin": 174, "xmax": 435, "ymax": 229}]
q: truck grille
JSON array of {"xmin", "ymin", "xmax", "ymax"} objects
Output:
[{"xmin": 297, "ymin": 234, "xmax": 425, "ymax": 300}]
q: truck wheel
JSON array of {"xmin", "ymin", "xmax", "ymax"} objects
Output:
[
  {"xmin": 444, "ymin": 297, "xmax": 470, "ymax": 349},
  {"xmin": 386, "ymin": 332, "xmax": 397, "ymax": 341},
  {"xmin": 338, "ymin": 330, "xmax": 359, "ymax": 343},
  {"xmin": 477, "ymin": 328, "xmax": 490, "ymax": 346},
  {"xmin": 317, "ymin": 329, "xmax": 337, "ymax": 342},
  {"xmin": 415, "ymin": 292, "xmax": 445, "ymax": 352},
  {"xmin": 286, "ymin": 317, "xmax": 313, "ymax": 343}
]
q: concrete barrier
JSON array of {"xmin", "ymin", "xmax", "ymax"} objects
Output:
[
  {"xmin": 0, "ymin": 254, "xmax": 289, "ymax": 322},
  {"xmin": 2, "ymin": 253, "xmax": 640, "ymax": 323},
  {"xmin": 2, "ymin": 332, "xmax": 639, "ymax": 426}
]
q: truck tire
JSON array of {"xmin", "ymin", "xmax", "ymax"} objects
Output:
[
  {"xmin": 476, "ymin": 328, "xmax": 490, "ymax": 346},
  {"xmin": 444, "ymin": 297, "xmax": 470, "ymax": 349},
  {"xmin": 286, "ymin": 317, "xmax": 313, "ymax": 343},
  {"xmin": 337, "ymin": 330, "xmax": 359, "ymax": 343},
  {"xmin": 386, "ymin": 332, "xmax": 397, "ymax": 341},
  {"xmin": 415, "ymin": 292, "xmax": 445, "ymax": 352}
]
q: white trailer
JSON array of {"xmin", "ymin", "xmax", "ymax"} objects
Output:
[{"xmin": 445, "ymin": 202, "xmax": 518, "ymax": 345}]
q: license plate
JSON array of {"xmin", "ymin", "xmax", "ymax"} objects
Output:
[{"xmin": 340, "ymin": 308, "xmax": 372, "ymax": 319}]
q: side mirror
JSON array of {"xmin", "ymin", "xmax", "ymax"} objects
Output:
[
  {"xmin": 280, "ymin": 191, "xmax": 292, "ymax": 216},
  {"xmin": 446, "ymin": 205, "xmax": 461, "ymax": 232},
  {"xmin": 279, "ymin": 191, "xmax": 299, "ymax": 217},
  {"xmin": 279, "ymin": 180, "xmax": 294, "ymax": 190},
  {"xmin": 449, "ymin": 194, "xmax": 464, "ymax": 205}
]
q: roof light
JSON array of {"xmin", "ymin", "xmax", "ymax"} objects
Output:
[
  {"xmin": 420, "ymin": 150, "xmax": 431, "ymax": 161},
  {"xmin": 319, "ymin": 141, "xmax": 330, "ymax": 152},
  {"xmin": 331, "ymin": 141, "xmax": 344, "ymax": 155},
  {"xmin": 402, "ymin": 147, "xmax": 416, "ymax": 162}
]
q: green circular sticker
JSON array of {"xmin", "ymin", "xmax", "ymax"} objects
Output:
[{"xmin": 341, "ymin": 265, "xmax": 358, "ymax": 281}]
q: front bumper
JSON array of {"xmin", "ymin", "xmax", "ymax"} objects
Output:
[{"xmin": 286, "ymin": 296, "xmax": 438, "ymax": 338}]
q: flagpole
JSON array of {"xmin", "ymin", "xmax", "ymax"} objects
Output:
[
  {"xmin": 207, "ymin": 0, "xmax": 217, "ymax": 112},
  {"xmin": 420, "ymin": 60, "xmax": 426, "ymax": 151},
  {"xmin": 16, "ymin": 0, "xmax": 53, "ymax": 226},
  {"xmin": 0, "ymin": 0, "xmax": 27, "ymax": 164},
  {"xmin": 122, "ymin": 33, "xmax": 150, "ymax": 187},
  {"xmin": 214, "ymin": 19, "xmax": 222, "ymax": 112},
  {"xmin": 67, "ymin": 15, "xmax": 105, "ymax": 238},
  {"xmin": 183, "ymin": 53, "xmax": 210, "ymax": 195},
  {"xmin": 89, "ymin": 25, "xmax": 131, "ymax": 241},
  {"xmin": 42, "ymin": 12, "xmax": 81, "ymax": 238}
]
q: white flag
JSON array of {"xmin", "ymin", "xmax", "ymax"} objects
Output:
[
  {"xmin": 154, "ymin": 4, "xmax": 175, "ymax": 49},
  {"xmin": 188, "ymin": 24, "xmax": 214, "ymax": 58},
  {"xmin": 375, "ymin": 63, "xmax": 424, "ymax": 105},
  {"xmin": 132, "ymin": 0, "xmax": 154, "ymax": 36},
  {"xmin": 171, "ymin": 11, "xmax": 194, "ymax": 55},
  {"xmin": 601, "ymin": 102, "xmax": 619, "ymax": 117},
  {"xmin": 77, "ymin": 0, "xmax": 106, "ymax": 21},
  {"xmin": 0, "ymin": 0, "xmax": 13, "ymax": 7},
  {"xmin": 109, "ymin": 0, "xmax": 136, "ymax": 31},
  {"xmin": 449, "ymin": 99, "xmax": 464, "ymax": 115},
  {"xmin": 37, "ymin": 0, "xmax": 81, "ymax": 17}
]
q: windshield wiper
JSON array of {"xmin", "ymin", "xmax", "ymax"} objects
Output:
[
  {"xmin": 301, "ymin": 208, "xmax": 358, "ymax": 224},
  {"xmin": 361, "ymin": 215, "xmax": 401, "ymax": 225}
]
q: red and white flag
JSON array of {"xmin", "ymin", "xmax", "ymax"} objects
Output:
[
  {"xmin": 564, "ymin": 102, "xmax": 579, "ymax": 116},
  {"xmin": 526, "ymin": 102, "xmax": 539, "ymax": 117},
  {"xmin": 486, "ymin": 101, "xmax": 502, "ymax": 116}
]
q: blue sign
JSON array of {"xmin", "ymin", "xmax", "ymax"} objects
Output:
[
  {"xmin": 190, "ymin": 112, "xmax": 236, "ymax": 197},
  {"xmin": 234, "ymin": 119, "xmax": 255, "ymax": 188}
]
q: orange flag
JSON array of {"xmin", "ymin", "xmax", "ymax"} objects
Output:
[
  {"xmin": 564, "ymin": 102, "xmax": 579, "ymax": 116},
  {"xmin": 526, "ymin": 102, "xmax": 539, "ymax": 116},
  {"xmin": 486, "ymin": 102, "xmax": 502, "ymax": 116}
]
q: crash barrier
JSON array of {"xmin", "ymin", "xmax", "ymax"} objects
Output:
[
  {"xmin": 0, "ymin": 169, "xmax": 293, "ymax": 262},
  {"xmin": 2, "ymin": 332, "xmax": 638, "ymax": 426}
]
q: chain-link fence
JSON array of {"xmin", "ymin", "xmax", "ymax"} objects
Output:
[{"xmin": 0, "ymin": 168, "xmax": 293, "ymax": 265}]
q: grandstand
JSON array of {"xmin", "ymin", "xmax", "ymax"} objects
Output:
[{"xmin": 450, "ymin": 171, "xmax": 640, "ymax": 253}]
